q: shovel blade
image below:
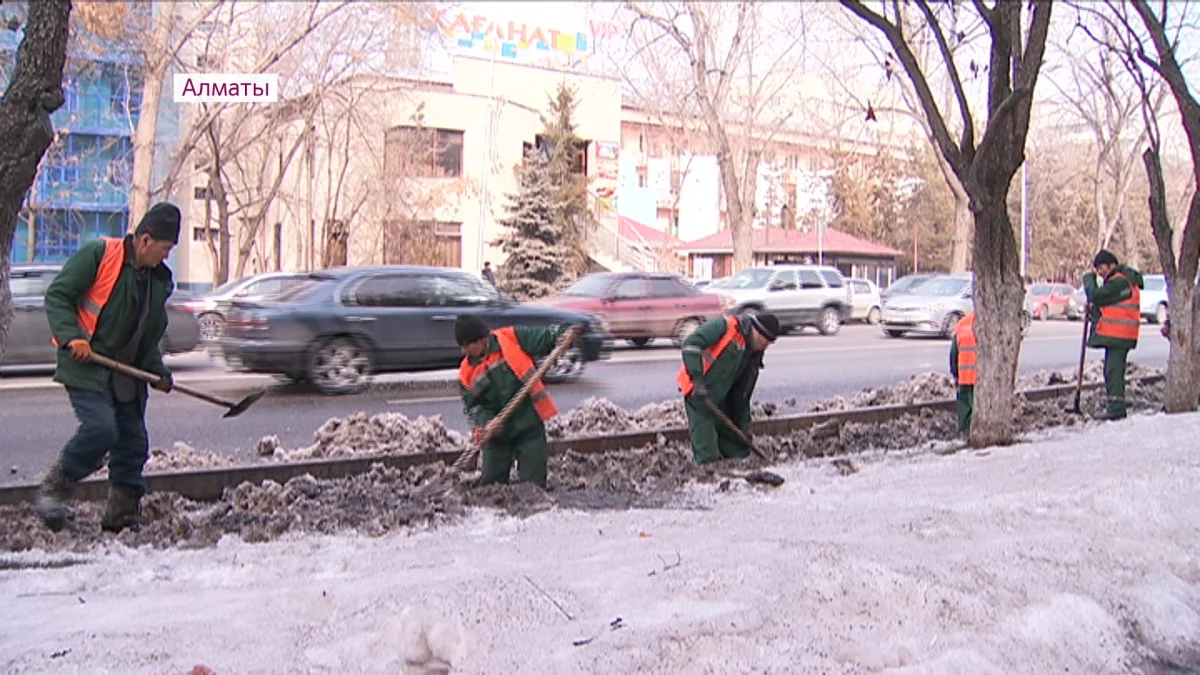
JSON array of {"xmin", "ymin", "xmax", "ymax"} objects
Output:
[{"xmin": 222, "ymin": 389, "xmax": 267, "ymax": 418}]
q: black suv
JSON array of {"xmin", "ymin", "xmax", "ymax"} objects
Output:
[{"xmin": 219, "ymin": 266, "xmax": 613, "ymax": 394}]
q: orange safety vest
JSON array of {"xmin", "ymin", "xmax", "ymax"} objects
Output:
[
  {"xmin": 676, "ymin": 315, "xmax": 745, "ymax": 396},
  {"xmin": 955, "ymin": 312, "xmax": 977, "ymax": 386},
  {"xmin": 457, "ymin": 326, "xmax": 558, "ymax": 421},
  {"xmin": 51, "ymin": 237, "xmax": 126, "ymax": 347},
  {"xmin": 1095, "ymin": 272, "xmax": 1142, "ymax": 341}
]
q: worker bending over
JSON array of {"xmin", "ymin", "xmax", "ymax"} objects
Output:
[
  {"xmin": 677, "ymin": 313, "xmax": 780, "ymax": 464},
  {"xmin": 456, "ymin": 314, "xmax": 578, "ymax": 489},
  {"xmin": 1083, "ymin": 249, "xmax": 1143, "ymax": 421},
  {"xmin": 949, "ymin": 311, "xmax": 977, "ymax": 435}
]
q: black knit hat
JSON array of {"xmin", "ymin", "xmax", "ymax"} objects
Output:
[
  {"xmin": 748, "ymin": 313, "xmax": 781, "ymax": 342},
  {"xmin": 1093, "ymin": 249, "xmax": 1119, "ymax": 267},
  {"xmin": 454, "ymin": 314, "xmax": 490, "ymax": 346},
  {"xmin": 135, "ymin": 202, "xmax": 181, "ymax": 244}
]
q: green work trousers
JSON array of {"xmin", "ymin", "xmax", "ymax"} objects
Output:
[
  {"xmin": 956, "ymin": 385, "xmax": 974, "ymax": 435},
  {"xmin": 1104, "ymin": 347, "xmax": 1130, "ymax": 418},
  {"xmin": 479, "ymin": 423, "xmax": 549, "ymax": 489},
  {"xmin": 684, "ymin": 397, "xmax": 751, "ymax": 465}
]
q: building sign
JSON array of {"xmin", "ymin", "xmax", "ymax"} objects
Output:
[{"xmin": 426, "ymin": 9, "xmax": 617, "ymax": 60}]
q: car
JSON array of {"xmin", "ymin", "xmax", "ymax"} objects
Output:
[
  {"xmin": 709, "ymin": 265, "xmax": 852, "ymax": 336},
  {"xmin": 884, "ymin": 273, "xmax": 1032, "ymax": 339},
  {"xmin": 218, "ymin": 265, "xmax": 614, "ymax": 395},
  {"xmin": 1140, "ymin": 274, "xmax": 1169, "ymax": 324},
  {"xmin": 847, "ymin": 278, "xmax": 882, "ymax": 324},
  {"xmin": 534, "ymin": 272, "xmax": 723, "ymax": 347},
  {"xmin": 1066, "ymin": 287, "xmax": 1087, "ymax": 321},
  {"xmin": 880, "ymin": 273, "xmax": 936, "ymax": 302},
  {"xmin": 2, "ymin": 264, "xmax": 202, "ymax": 368},
  {"xmin": 173, "ymin": 271, "xmax": 310, "ymax": 342},
  {"xmin": 1026, "ymin": 282, "xmax": 1077, "ymax": 320}
]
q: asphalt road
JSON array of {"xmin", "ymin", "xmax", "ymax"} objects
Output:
[{"xmin": 0, "ymin": 322, "xmax": 1170, "ymax": 486}]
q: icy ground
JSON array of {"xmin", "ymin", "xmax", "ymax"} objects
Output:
[{"xmin": 4, "ymin": 411, "xmax": 1200, "ymax": 674}]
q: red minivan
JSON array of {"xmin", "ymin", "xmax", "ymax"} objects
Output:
[{"xmin": 535, "ymin": 272, "xmax": 725, "ymax": 347}]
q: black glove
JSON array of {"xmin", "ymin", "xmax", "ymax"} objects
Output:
[
  {"xmin": 152, "ymin": 371, "xmax": 174, "ymax": 393},
  {"xmin": 690, "ymin": 385, "xmax": 709, "ymax": 402}
]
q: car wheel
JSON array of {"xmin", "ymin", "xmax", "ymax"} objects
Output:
[
  {"xmin": 672, "ymin": 318, "xmax": 702, "ymax": 346},
  {"xmin": 542, "ymin": 347, "xmax": 585, "ymax": 383},
  {"xmin": 817, "ymin": 307, "xmax": 842, "ymax": 336},
  {"xmin": 866, "ymin": 307, "xmax": 881, "ymax": 325},
  {"xmin": 628, "ymin": 337, "xmax": 652, "ymax": 348},
  {"xmin": 884, "ymin": 329, "xmax": 906, "ymax": 338},
  {"xmin": 941, "ymin": 312, "xmax": 963, "ymax": 339},
  {"xmin": 1155, "ymin": 303, "xmax": 1168, "ymax": 325},
  {"xmin": 198, "ymin": 312, "xmax": 225, "ymax": 342},
  {"xmin": 307, "ymin": 337, "xmax": 373, "ymax": 395}
]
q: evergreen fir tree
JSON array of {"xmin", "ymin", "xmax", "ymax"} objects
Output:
[
  {"xmin": 540, "ymin": 82, "xmax": 599, "ymax": 278},
  {"xmin": 492, "ymin": 149, "xmax": 571, "ymax": 300}
]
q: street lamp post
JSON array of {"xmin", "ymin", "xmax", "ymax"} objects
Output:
[{"xmin": 476, "ymin": 46, "xmax": 499, "ymax": 272}]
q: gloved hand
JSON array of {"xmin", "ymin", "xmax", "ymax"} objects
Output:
[
  {"xmin": 152, "ymin": 371, "xmax": 174, "ymax": 393},
  {"xmin": 689, "ymin": 385, "xmax": 709, "ymax": 403},
  {"xmin": 65, "ymin": 339, "xmax": 93, "ymax": 362},
  {"xmin": 472, "ymin": 427, "xmax": 485, "ymax": 445}
]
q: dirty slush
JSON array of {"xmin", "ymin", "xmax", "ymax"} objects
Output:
[{"xmin": 0, "ymin": 364, "xmax": 1163, "ymax": 553}]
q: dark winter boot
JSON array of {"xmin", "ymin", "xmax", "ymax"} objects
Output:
[
  {"xmin": 100, "ymin": 485, "xmax": 142, "ymax": 533},
  {"xmin": 34, "ymin": 461, "xmax": 74, "ymax": 532}
]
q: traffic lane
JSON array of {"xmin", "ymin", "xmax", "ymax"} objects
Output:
[{"xmin": 0, "ymin": 327, "xmax": 1168, "ymax": 486}]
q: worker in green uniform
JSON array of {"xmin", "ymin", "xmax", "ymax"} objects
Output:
[
  {"xmin": 36, "ymin": 203, "xmax": 180, "ymax": 533},
  {"xmin": 948, "ymin": 312, "xmax": 977, "ymax": 435},
  {"xmin": 456, "ymin": 314, "xmax": 579, "ymax": 489},
  {"xmin": 1083, "ymin": 249, "xmax": 1144, "ymax": 420},
  {"xmin": 676, "ymin": 313, "xmax": 780, "ymax": 464}
]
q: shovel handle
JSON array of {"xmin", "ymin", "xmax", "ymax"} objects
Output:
[
  {"xmin": 704, "ymin": 399, "xmax": 770, "ymax": 461},
  {"xmin": 88, "ymin": 353, "xmax": 235, "ymax": 408}
]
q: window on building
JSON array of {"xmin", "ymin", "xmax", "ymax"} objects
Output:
[
  {"xmin": 532, "ymin": 134, "xmax": 587, "ymax": 174},
  {"xmin": 384, "ymin": 126, "xmax": 464, "ymax": 178},
  {"xmin": 194, "ymin": 186, "xmax": 213, "ymax": 200},
  {"xmin": 381, "ymin": 220, "xmax": 462, "ymax": 268},
  {"xmin": 193, "ymin": 226, "xmax": 219, "ymax": 242}
]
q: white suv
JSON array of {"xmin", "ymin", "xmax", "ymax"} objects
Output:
[{"xmin": 712, "ymin": 265, "xmax": 852, "ymax": 335}]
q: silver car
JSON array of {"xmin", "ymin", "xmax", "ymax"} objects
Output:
[
  {"xmin": 1140, "ymin": 274, "xmax": 1169, "ymax": 324},
  {"xmin": 174, "ymin": 272, "xmax": 309, "ymax": 342},
  {"xmin": 2, "ymin": 264, "xmax": 201, "ymax": 367},
  {"xmin": 884, "ymin": 273, "xmax": 1032, "ymax": 338},
  {"xmin": 713, "ymin": 265, "xmax": 852, "ymax": 336}
]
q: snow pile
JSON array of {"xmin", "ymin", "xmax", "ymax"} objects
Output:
[
  {"xmin": 94, "ymin": 442, "xmax": 236, "ymax": 479},
  {"xmin": 546, "ymin": 397, "xmax": 787, "ymax": 439},
  {"xmin": 4, "ymin": 413, "xmax": 1200, "ymax": 674},
  {"xmin": 263, "ymin": 412, "xmax": 469, "ymax": 461}
]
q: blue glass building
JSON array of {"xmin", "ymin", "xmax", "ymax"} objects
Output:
[{"xmin": 2, "ymin": 7, "xmax": 144, "ymax": 264}]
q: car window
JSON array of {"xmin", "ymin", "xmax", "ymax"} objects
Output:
[
  {"xmin": 727, "ymin": 269, "xmax": 774, "ymax": 289},
  {"xmin": 797, "ymin": 270, "xmax": 823, "ymax": 288},
  {"xmin": 9, "ymin": 273, "xmax": 52, "ymax": 298},
  {"xmin": 819, "ymin": 270, "xmax": 845, "ymax": 288},
  {"xmin": 1031, "ymin": 284, "xmax": 1051, "ymax": 295},
  {"xmin": 611, "ymin": 278, "xmax": 646, "ymax": 300},
  {"xmin": 432, "ymin": 273, "xmax": 501, "ymax": 307},
  {"xmin": 1056, "ymin": 285, "xmax": 1073, "ymax": 295},
  {"xmin": 850, "ymin": 280, "xmax": 869, "ymax": 294},
  {"xmin": 771, "ymin": 270, "xmax": 798, "ymax": 289},
  {"xmin": 240, "ymin": 278, "xmax": 284, "ymax": 297},
  {"xmin": 562, "ymin": 275, "xmax": 619, "ymax": 297},
  {"xmin": 1145, "ymin": 277, "xmax": 1166, "ymax": 291},
  {"xmin": 348, "ymin": 275, "xmax": 430, "ymax": 308},
  {"xmin": 650, "ymin": 277, "xmax": 692, "ymax": 298}
]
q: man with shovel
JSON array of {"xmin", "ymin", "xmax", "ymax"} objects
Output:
[
  {"xmin": 677, "ymin": 313, "xmax": 780, "ymax": 464},
  {"xmin": 456, "ymin": 314, "xmax": 577, "ymax": 489},
  {"xmin": 1083, "ymin": 249, "xmax": 1144, "ymax": 421},
  {"xmin": 35, "ymin": 203, "xmax": 181, "ymax": 533}
]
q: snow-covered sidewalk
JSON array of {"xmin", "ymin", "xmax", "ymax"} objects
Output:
[{"xmin": 4, "ymin": 412, "xmax": 1200, "ymax": 674}]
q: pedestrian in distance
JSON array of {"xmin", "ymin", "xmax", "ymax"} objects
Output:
[
  {"xmin": 456, "ymin": 314, "xmax": 578, "ymax": 489},
  {"xmin": 1083, "ymin": 249, "xmax": 1144, "ymax": 421},
  {"xmin": 481, "ymin": 261, "xmax": 497, "ymax": 287},
  {"xmin": 35, "ymin": 202, "xmax": 181, "ymax": 533},
  {"xmin": 949, "ymin": 311, "xmax": 977, "ymax": 435},
  {"xmin": 677, "ymin": 312, "xmax": 780, "ymax": 464}
]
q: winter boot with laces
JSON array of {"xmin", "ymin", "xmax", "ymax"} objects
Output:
[
  {"xmin": 100, "ymin": 485, "xmax": 143, "ymax": 533},
  {"xmin": 34, "ymin": 461, "xmax": 74, "ymax": 532}
]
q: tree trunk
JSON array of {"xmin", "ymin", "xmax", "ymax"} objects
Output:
[
  {"xmin": 715, "ymin": 139, "xmax": 752, "ymax": 273},
  {"xmin": 128, "ymin": 2, "xmax": 174, "ymax": 228},
  {"xmin": 1166, "ymin": 276, "xmax": 1197, "ymax": 412},
  {"xmin": 933, "ymin": 143, "xmax": 972, "ymax": 273},
  {"xmin": 969, "ymin": 195, "xmax": 1025, "ymax": 449},
  {"xmin": 0, "ymin": 1, "xmax": 71, "ymax": 363}
]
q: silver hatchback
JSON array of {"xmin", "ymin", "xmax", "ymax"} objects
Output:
[{"xmin": 881, "ymin": 274, "xmax": 974, "ymax": 338}]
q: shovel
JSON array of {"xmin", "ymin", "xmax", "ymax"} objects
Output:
[
  {"xmin": 704, "ymin": 399, "xmax": 772, "ymax": 462},
  {"xmin": 89, "ymin": 353, "xmax": 267, "ymax": 418},
  {"xmin": 1068, "ymin": 312, "xmax": 1091, "ymax": 415},
  {"xmin": 416, "ymin": 324, "xmax": 583, "ymax": 499}
]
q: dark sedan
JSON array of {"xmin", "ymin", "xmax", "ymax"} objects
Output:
[
  {"xmin": 219, "ymin": 265, "xmax": 614, "ymax": 394},
  {"xmin": 2, "ymin": 264, "xmax": 201, "ymax": 368}
]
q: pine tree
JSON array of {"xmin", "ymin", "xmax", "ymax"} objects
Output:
[
  {"xmin": 541, "ymin": 82, "xmax": 598, "ymax": 278},
  {"xmin": 493, "ymin": 149, "xmax": 571, "ymax": 300}
]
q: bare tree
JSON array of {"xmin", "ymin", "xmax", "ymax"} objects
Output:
[
  {"xmin": 841, "ymin": 0, "xmax": 1053, "ymax": 448},
  {"xmin": 0, "ymin": 0, "xmax": 71, "ymax": 363},
  {"xmin": 1082, "ymin": 1, "xmax": 1200, "ymax": 413},
  {"xmin": 1051, "ymin": 21, "xmax": 1164, "ymax": 269},
  {"xmin": 621, "ymin": 1, "xmax": 811, "ymax": 273}
]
